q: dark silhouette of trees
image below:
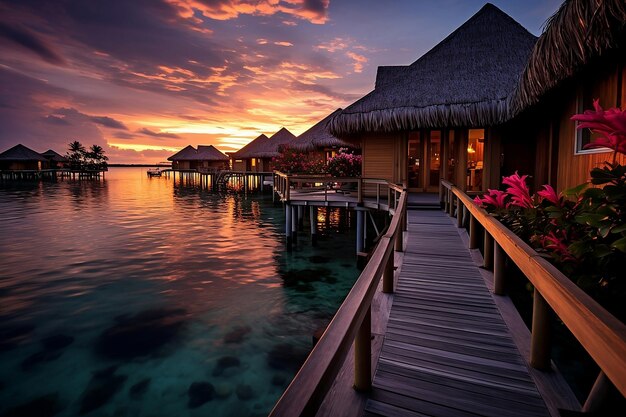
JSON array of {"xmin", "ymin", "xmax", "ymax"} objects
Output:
[{"xmin": 66, "ymin": 141, "xmax": 108, "ymax": 170}]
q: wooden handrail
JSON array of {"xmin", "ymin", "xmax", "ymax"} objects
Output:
[
  {"xmin": 270, "ymin": 189, "xmax": 407, "ymax": 417},
  {"xmin": 440, "ymin": 180, "xmax": 626, "ymax": 397}
]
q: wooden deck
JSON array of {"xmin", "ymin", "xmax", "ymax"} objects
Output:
[{"xmin": 365, "ymin": 210, "xmax": 550, "ymax": 417}]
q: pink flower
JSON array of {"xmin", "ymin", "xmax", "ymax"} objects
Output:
[
  {"xmin": 473, "ymin": 189, "xmax": 509, "ymax": 209},
  {"xmin": 502, "ymin": 172, "xmax": 533, "ymax": 208},
  {"xmin": 537, "ymin": 230, "xmax": 576, "ymax": 262},
  {"xmin": 537, "ymin": 184, "xmax": 561, "ymax": 206},
  {"xmin": 571, "ymin": 99, "xmax": 626, "ymax": 155}
]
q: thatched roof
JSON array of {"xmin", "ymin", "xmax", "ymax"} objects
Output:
[
  {"xmin": 233, "ymin": 128, "xmax": 297, "ymax": 159},
  {"xmin": 41, "ymin": 149, "xmax": 68, "ymax": 162},
  {"xmin": 511, "ymin": 0, "xmax": 626, "ymax": 113},
  {"xmin": 290, "ymin": 109, "xmax": 357, "ymax": 152},
  {"xmin": 330, "ymin": 3, "xmax": 537, "ymax": 135},
  {"xmin": 167, "ymin": 145, "xmax": 228, "ymax": 161},
  {"xmin": 0, "ymin": 144, "xmax": 47, "ymax": 161}
]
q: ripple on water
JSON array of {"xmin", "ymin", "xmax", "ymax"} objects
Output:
[{"xmin": 0, "ymin": 167, "xmax": 360, "ymax": 417}]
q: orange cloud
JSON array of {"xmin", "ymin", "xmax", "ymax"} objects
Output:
[
  {"xmin": 346, "ymin": 51, "xmax": 367, "ymax": 73},
  {"xmin": 274, "ymin": 41, "xmax": 293, "ymax": 47},
  {"xmin": 166, "ymin": 0, "xmax": 329, "ymax": 25}
]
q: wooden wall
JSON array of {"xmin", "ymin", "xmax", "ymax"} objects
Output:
[
  {"xmin": 553, "ymin": 61, "xmax": 625, "ymax": 191},
  {"xmin": 232, "ymin": 160, "xmax": 245, "ymax": 171},
  {"xmin": 361, "ymin": 133, "xmax": 405, "ymax": 183}
]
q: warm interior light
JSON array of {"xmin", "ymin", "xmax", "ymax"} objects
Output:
[{"xmin": 467, "ymin": 144, "xmax": 475, "ymax": 153}]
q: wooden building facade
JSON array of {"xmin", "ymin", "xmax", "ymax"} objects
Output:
[
  {"xmin": 330, "ymin": 1, "xmax": 626, "ymax": 195},
  {"xmin": 0, "ymin": 144, "xmax": 49, "ymax": 171},
  {"xmin": 167, "ymin": 145, "xmax": 229, "ymax": 171},
  {"xmin": 508, "ymin": 0, "xmax": 626, "ymax": 191},
  {"xmin": 330, "ymin": 4, "xmax": 537, "ymax": 194}
]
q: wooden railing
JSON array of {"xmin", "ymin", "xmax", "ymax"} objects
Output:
[
  {"xmin": 273, "ymin": 171, "xmax": 404, "ymax": 210},
  {"xmin": 440, "ymin": 180, "xmax": 626, "ymax": 409},
  {"xmin": 269, "ymin": 184, "xmax": 407, "ymax": 417}
]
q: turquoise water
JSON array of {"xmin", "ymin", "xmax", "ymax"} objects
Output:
[{"xmin": 0, "ymin": 168, "xmax": 359, "ymax": 417}]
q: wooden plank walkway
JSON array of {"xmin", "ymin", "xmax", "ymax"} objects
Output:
[{"xmin": 365, "ymin": 210, "xmax": 550, "ymax": 417}]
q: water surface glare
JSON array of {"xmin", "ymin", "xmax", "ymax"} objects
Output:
[{"xmin": 0, "ymin": 167, "xmax": 359, "ymax": 417}]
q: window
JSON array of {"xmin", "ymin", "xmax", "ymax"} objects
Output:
[
  {"xmin": 251, "ymin": 158, "xmax": 257, "ymax": 167},
  {"xmin": 574, "ymin": 72, "xmax": 616, "ymax": 155}
]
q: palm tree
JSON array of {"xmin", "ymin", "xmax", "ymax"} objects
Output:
[
  {"xmin": 88, "ymin": 145, "xmax": 108, "ymax": 169},
  {"xmin": 67, "ymin": 140, "xmax": 86, "ymax": 169}
]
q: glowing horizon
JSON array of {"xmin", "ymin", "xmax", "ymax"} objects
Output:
[{"xmin": 0, "ymin": 0, "xmax": 561, "ymax": 163}]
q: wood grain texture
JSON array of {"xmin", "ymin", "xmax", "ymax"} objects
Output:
[
  {"xmin": 444, "ymin": 181, "xmax": 626, "ymax": 399},
  {"xmin": 365, "ymin": 210, "xmax": 550, "ymax": 417}
]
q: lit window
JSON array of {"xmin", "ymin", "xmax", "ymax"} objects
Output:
[{"xmin": 574, "ymin": 84, "xmax": 611, "ymax": 155}]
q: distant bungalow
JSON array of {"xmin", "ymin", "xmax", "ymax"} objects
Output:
[
  {"xmin": 231, "ymin": 127, "xmax": 296, "ymax": 172},
  {"xmin": 167, "ymin": 145, "xmax": 229, "ymax": 171},
  {"xmin": 41, "ymin": 149, "xmax": 69, "ymax": 169},
  {"xmin": 0, "ymin": 144, "xmax": 49, "ymax": 171},
  {"xmin": 330, "ymin": 1, "xmax": 626, "ymax": 194},
  {"xmin": 290, "ymin": 109, "xmax": 358, "ymax": 162}
]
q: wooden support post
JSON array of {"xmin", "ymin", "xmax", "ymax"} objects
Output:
[
  {"xmin": 357, "ymin": 178, "xmax": 363, "ymax": 204},
  {"xmin": 483, "ymin": 231, "xmax": 493, "ymax": 269},
  {"xmin": 394, "ymin": 218, "xmax": 403, "ymax": 252},
  {"xmin": 356, "ymin": 209, "xmax": 364, "ymax": 254},
  {"xmin": 530, "ymin": 289, "xmax": 552, "ymax": 370},
  {"xmin": 285, "ymin": 204, "xmax": 292, "ymax": 251},
  {"xmin": 456, "ymin": 198, "xmax": 463, "ymax": 228},
  {"xmin": 493, "ymin": 243, "xmax": 505, "ymax": 295},
  {"xmin": 291, "ymin": 205, "xmax": 298, "ymax": 245},
  {"xmin": 469, "ymin": 215, "xmax": 478, "ymax": 249},
  {"xmin": 383, "ymin": 248, "xmax": 394, "ymax": 294},
  {"xmin": 583, "ymin": 372, "xmax": 612, "ymax": 413},
  {"xmin": 309, "ymin": 206, "xmax": 317, "ymax": 246},
  {"xmin": 448, "ymin": 192, "xmax": 454, "ymax": 216},
  {"xmin": 297, "ymin": 206, "xmax": 304, "ymax": 231},
  {"xmin": 354, "ymin": 307, "xmax": 371, "ymax": 391}
]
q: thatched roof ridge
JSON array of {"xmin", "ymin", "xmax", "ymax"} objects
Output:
[
  {"xmin": 233, "ymin": 128, "xmax": 297, "ymax": 159},
  {"xmin": 290, "ymin": 109, "xmax": 356, "ymax": 152},
  {"xmin": 167, "ymin": 145, "xmax": 197, "ymax": 161},
  {"xmin": 330, "ymin": 3, "xmax": 537, "ymax": 135},
  {"xmin": 196, "ymin": 145, "xmax": 229, "ymax": 161},
  {"xmin": 168, "ymin": 145, "xmax": 228, "ymax": 161},
  {"xmin": 511, "ymin": 0, "xmax": 626, "ymax": 113},
  {"xmin": 0, "ymin": 144, "xmax": 47, "ymax": 161},
  {"xmin": 41, "ymin": 149, "xmax": 68, "ymax": 162},
  {"xmin": 231, "ymin": 134, "xmax": 269, "ymax": 159}
]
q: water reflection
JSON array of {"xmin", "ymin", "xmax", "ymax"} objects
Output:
[{"xmin": 0, "ymin": 167, "xmax": 358, "ymax": 417}]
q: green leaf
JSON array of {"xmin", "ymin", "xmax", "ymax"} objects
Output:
[
  {"xmin": 593, "ymin": 244, "xmax": 612, "ymax": 258},
  {"xmin": 598, "ymin": 225, "xmax": 612, "ymax": 239},
  {"xmin": 563, "ymin": 183, "xmax": 588, "ymax": 197},
  {"xmin": 583, "ymin": 187, "xmax": 604, "ymax": 198},
  {"xmin": 611, "ymin": 224, "xmax": 626, "ymax": 234},
  {"xmin": 612, "ymin": 237, "xmax": 626, "ymax": 253},
  {"xmin": 568, "ymin": 241, "xmax": 590, "ymax": 257},
  {"xmin": 575, "ymin": 213, "xmax": 609, "ymax": 227}
]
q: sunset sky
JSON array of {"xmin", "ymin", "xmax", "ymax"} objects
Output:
[{"xmin": 0, "ymin": 0, "xmax": 562, "ymax": 163}]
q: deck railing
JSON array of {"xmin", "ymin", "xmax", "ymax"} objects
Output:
[
  {"xmin": 273, "ymin": 171, "xmax": 404, "ymax": 210},
  {"xmin": 269, "ymin": 179, "xmax": 407, "ymax": 417},
  {"xmin": 441, "ymin": 180, "xmax": 626, "ymax": 409}
]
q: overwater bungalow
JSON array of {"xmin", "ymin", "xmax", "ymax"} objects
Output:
[
  {"xmin": 508, "ymin": 0, "xmax": 626, "ymax": 190},
  {"xmin": 167, "ymin": 145, "xmax": 229, "ymax": 172},
  {"xmin": 290, "ymin": 109, "xmax": 358, "ymax": 162},
  {"xmin": 329, "ymin": 3, "xmax": 537, "ymax": 194},
  {"xmin": 41, "ymin": 149, "xmax": 68, "ymax": 169},
  {"xmin": 231, "ymin": 128, "xmax": 296, "ymax": 172},
  {"xmin": 0, "ymin": 144, "xmax": 49, "ymax": 171}
]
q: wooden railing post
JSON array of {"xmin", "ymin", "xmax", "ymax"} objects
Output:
[
  {"xmin": 354, "ymin": 307, "xmax": 372, "ymax": 391},
  {"xmin": 469, "ymin": 214, "xmax": 478, "ymax": 249},
  {"xmin": 285, "ymin": 175, "xmax": 290, "ymax": 201},
  {"xmin": 383, "ymin": 246, "xmax": 394, "ymax": 293},
  {"xmin": 483, "ymin": 231, "xmax": 494, "ymax": 269},
  {"xmin": 357, "ymin": 178, "xmax": 363, "ymax": 204},
  {"xmin": 493, "ymin": 243, "xmax": 505, "ymax": 295},
  {"xmin": 530, "ymin": 289, "xmax": 552, "ymax": 370},
  {"xmin": 395, "ymin": 215, "xmax": 403, "ymax": 252},
  {"xmin": 583, "ymin": 372, "xmax": 612, "ymax": 413},
  {"xmin": 448, "ymin": 192, "xmax": 455, "ymax": 216}
]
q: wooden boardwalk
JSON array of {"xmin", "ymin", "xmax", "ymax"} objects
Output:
[{"xmin": 365, "ymin": 210, "xmax": 550, "ymax": 417}]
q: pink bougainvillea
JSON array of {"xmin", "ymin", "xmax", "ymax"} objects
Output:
[
  {"xmin": 571, "ymin": 99, "xmax": 626, "ymax": 159},
  {"xmin": 502, "ymin": 171, "xmax": 533, "ymax": 208}
]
